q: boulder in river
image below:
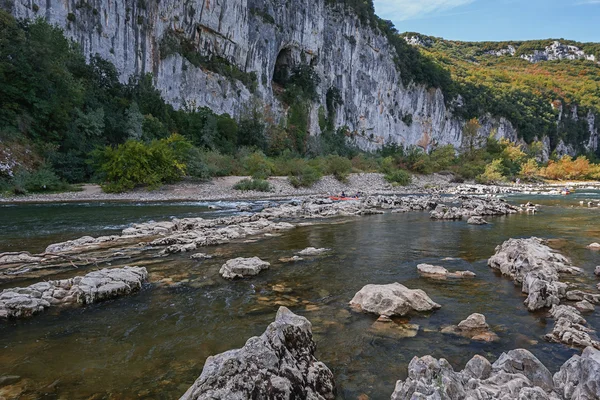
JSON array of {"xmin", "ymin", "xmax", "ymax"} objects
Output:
[
  {"xmin": 219, "ymin": 257, "xmax": 270, "ymax": 279},
  {"xmin": 566, "ymin": 290, "xmax": 600, "ymax": 304},
  {"xmin": 190, "ymin": 253, "xmax": 213, "ymax": 260},
  {"xmin": 417, "ymin": 264, "xmax": 476, "ymax": 279},
  {"xmin": 180, "ymin": 307, "xmax": 335, "ymax": 400},
  {"xmin": 575, "ymin": 300, "xmax": 595, "ymax": 313},
  {"xmin": 391, "ymin": 349, "xmax": 560, "ymax": 399},
  {"xmin": 0, "ymin": 266, "xmax": 148, "ymax": 319},
  {"xmin": 595, "ymin": 266, "xmax": 600, "ymax": 276},
  {"xmin": 587, "ymin": 242, "xmax": 600, "ymax": 250},
  {"xmin": 349, "ymin": 283, "xmax": 440, "ymax": 317},
  {"xmin": 441, "ymin": 313, "xmax": 499, "ymax": 342}
]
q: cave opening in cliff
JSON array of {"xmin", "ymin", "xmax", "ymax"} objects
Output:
[{"xmin": 273, "ymin": 47, "xmax": 293, "ymax": 86}]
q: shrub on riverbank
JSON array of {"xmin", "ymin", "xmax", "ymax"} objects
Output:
[
  {"xmin": 384, "ymin": 169, "xmax": 412, "ymax": 186},
  {"xmin": 233, "ymin": 178, "xmax": 272, "ymax": 192},
  {"xmin": 90, "ymin": 134, "xmax": 190, "ymax": 193}
]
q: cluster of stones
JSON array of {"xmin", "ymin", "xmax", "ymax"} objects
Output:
[
  {"xmin": 391, "ymin": 347, "xmax": 600, "ymax": 399},
  {"xmin": 430, "ymin": 196, "xmax": 520, "ymax": 221},
  {"xmin": 0, "ymin": 267, "xmax": 147, "ymax": 319},
  {"xmin": 488, "ymin": 237, "xmax": 600, "ymax": 349}
]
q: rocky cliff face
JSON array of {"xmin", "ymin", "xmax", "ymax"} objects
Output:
[{"xmin": 4, "ymin": 0, "xmax": 596, "ymax": 153}]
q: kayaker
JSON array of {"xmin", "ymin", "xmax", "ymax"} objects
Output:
[{"xmin": 341, "ymin": 191, "xmax": 346, "ymax": 198}]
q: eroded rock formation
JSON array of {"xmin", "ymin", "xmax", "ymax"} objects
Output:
[
  {"xmin": 180, "ymin": 307, "xmax": 335, "ymax": 400},
  {"xmin": 349, "ymin": 283, "xmax": 440, "ymax": 317},
  {"xmin": 0, "ymin": 266, "xmax": 147, "ymax": 319}
]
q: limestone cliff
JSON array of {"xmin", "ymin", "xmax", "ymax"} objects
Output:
[{"xmin": 4, "ymin": 0, "xmax": 596, "ymax": 153}]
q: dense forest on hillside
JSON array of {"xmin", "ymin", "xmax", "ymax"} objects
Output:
[{"xmin": 401, "ymin": 33, "xmax": 600, "ymax": 149}]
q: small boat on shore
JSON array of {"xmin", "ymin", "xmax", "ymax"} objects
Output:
[{"xmin": 329, "ymin": 196, "xmax": 359, "ymax": 201}]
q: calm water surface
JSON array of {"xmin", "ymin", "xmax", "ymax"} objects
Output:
[{"xmin": 0, "ymin": 193, "xmax": 599, "ymax": 399}]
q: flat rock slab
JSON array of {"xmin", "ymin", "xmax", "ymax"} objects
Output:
[
  {"xmin": 296, "ymin": 247, "xmax": 331, "ymax": 256},
  {"xmin": 349, "ymin": 283, "xmax": 440, "ymax": 317},
  {"xmin": 417, "ymin": 264, "xmax": 476, "ymax": 279},
  {"xmin": 180, "ymin": 307, "xmax": 335, "ymax": 400},
  {"xmin": 0, "ymin": 266, "xmax": 148, "ymax": 319},
  {"xmin": 219, "ymin": 257, "xmax": 270, "ymax": 279}
]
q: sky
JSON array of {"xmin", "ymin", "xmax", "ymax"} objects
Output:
[{"xmin": 373, "ymin": 0, "xmax": 600, "ymax": 43}]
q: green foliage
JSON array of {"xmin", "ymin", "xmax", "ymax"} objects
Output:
[
  {"xmin": 11, "ymin": 168, "xmax": 71, "ymax": 194},
  {"xmin": 384, "ymin": 169, "xmax": 412, "ymax": 186},
  {"xmin": 323, "ymin": 155, "xmax": 352, "ymax": 182},
  {"xmin": 243, "ymin": 151, "xmax": 274, "ymax": 180},
  {"xmin": 274, "ymin": 157, "xmax": 322, "ymax": 188},
  {"xmin": 233, "ymin": 178, "xmax": 271, "ymax": 192},
  {"xmin": 91, "ymin": 134, "xmax": 190, "ymax": 193},
  {"xmin": 477, "ymin": 159, "xmax": 506, "ymax": 184}
]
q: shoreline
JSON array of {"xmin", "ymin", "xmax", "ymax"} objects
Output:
[{"xmin": 2, "ymin": 173, "xmax": 600, "ymax": 205}]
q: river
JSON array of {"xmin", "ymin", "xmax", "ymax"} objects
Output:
[{"xmin": 1, "ymin": 193, "xmax": 599, "ymax": 399}]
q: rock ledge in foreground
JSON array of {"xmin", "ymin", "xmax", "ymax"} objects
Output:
[
  {"xmin": 0, "ymin": 266, "xmax": 148, "ymax": 319},
  {"xmin": 392, "ymin": 347, "xmax": 600, "ymax": 399},
  {"xmin": 180, "ymin": 306, "xmax": 335, "ymax": 400}
]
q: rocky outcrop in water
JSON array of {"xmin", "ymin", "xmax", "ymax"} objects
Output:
[
  {"xmin": 180, "ymin": 306, "xmax": 335, "ymax": 400},
  {"xmin": 0, "ymin": 266, "xmax": 147, "ymax": 319},
  {"xmin": 2, "ymin": 195, "xmax": 524, "ymax": 283},
  {"xmin": 545, "ymin": 305, "xmax": 600, "ymax": 350},
  {"xmin": 488, "ymin": 237, "xmax": 581, "ymax": 311},
  {"xmin": 219, "ymin": 257, "xmax": 270, "ymax": 279},
  {"xmin": 417, "ymin": 264, "xmax": 476, "ymax": 279},
  {"xmin": 430, "ymin": 197, "xmax": 520, "ymax": 220},
  {"xmin": 467, "ymin": 216, "xmax": 489, "ymax": 225},
  {"xmin": 391, "ymin": 347, "xmax": 600, "ymax": 400},
  {"xmin": 349, "ymin": 283, "xmax": 440, "ymax": 317},
  {"xmin": 489, "ymin": 237, "xmax": 600, "ymax": 350}
]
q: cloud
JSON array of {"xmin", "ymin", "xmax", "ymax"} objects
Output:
[{"xmin": 373, "ymin": 0, "xmax": 476, "ymax": 21}]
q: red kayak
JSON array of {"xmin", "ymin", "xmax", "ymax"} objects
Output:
[{"xmin": 329, "ymin": 196, "xmax": 359, "ymax": 201}]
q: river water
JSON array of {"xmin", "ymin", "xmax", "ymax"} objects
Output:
[{"xmin": 1, "ymin": 193, "xmax": 599, "ymax": 399}]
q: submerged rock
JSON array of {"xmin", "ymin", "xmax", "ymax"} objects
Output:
[
  {"xmin": 219, "ymin": 257, "xmax": 270, "ymax": 279},
  {"xmin": 587, "ymin": 243, "xmax": 600, "ymax": 250},
  {"xmin": 180, "ymin": 307, "xmax": 335, "ymax": 400},
  {"xmin": 417, "ymin": 264, "xmax": 476, "ymax": 279},
  {"xmin": 349, "ymin": 283, "xmax": 440, "ymax": 317},
  {"xmin": 190, "ymin": 253, "xmax": 213, "ymax": 260},
  {"xmin": 595, "ymin": 266, "xmax": 600, "ymax": 276},
  {"xmin": 391, "ymin": 349, "xmax": 561, "ymax": 400},
  {"xmin": 441, "ymin": 313, "xmax": 499, "ymax": 342},
  {"xmin": 297, "ymin": 247, "xmax": 331, "ymax": 256},
  {"xmin": 467, "ymin": 216, "xmax": 489, "ymax": 225},
  {"xmin": 279, "ymin": 256, "xmax": 304, "ymax": 263},
  {"xmin": 0, "ymin": 266, "xmax": 148, "ymax": 319}
]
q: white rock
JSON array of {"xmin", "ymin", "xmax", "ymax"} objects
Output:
[
  {"xmin": 219, "ymin": 257, "xmax": 270, "ymax": 280},
  {"xmin": 349, "ymin": 283, "xmax": 440, "ymax": 317},
  {"xmin": 297, "ymin": 247, "xmax": 331, "ymax": 256}
]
